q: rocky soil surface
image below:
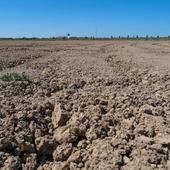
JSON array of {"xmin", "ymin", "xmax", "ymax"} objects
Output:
[{"xmin": 0, "ymin": 40, "xmax": 170, "ymax": 170}]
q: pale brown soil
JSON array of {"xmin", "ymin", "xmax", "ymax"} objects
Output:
[{"xmin": 0, "ymin": 40, "xmax": 170, "ymax": 170}]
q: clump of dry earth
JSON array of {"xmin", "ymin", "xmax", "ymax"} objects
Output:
[{"xmin": 0, "ymin": 40, "xmax": 170, "ymax": 170}]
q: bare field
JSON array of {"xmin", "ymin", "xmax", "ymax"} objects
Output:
[{"xmin": 0, "ymin": 40, "xmax": 170, "ymax": 170}]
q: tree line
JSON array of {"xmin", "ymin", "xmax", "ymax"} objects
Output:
[{"xmin": 0, "ymin": 35, "xmax": 170, "ymax": 41}]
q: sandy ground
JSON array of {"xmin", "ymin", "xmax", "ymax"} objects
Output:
[{"xmin": 0, "ymin": 40, "xmax": 170, "ymax": 170}]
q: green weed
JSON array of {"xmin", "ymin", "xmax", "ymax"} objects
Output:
[{"xmin": 0, "ymin": 73, "xmax": 29, "ymax": 82}]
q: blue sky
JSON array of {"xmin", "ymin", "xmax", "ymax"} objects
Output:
[{"xmin": 0, "ymin": 0, "xmax": 170, "ymax": 37}]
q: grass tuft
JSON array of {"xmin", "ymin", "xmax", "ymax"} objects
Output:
[{"xmin": 0, "ymin": 73, "xmax": 29, "ymax": 82}]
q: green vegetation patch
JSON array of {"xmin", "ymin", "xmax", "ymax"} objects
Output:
[{"xmin": 0, "ymin": 73, "xmax": 29, "ymax": 82}]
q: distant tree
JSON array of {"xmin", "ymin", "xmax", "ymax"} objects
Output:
[
  {"xmin": 157, "ymin": 35, "xmax": 160, "ymax": 39},
  {"xmin": 136, "ymin": 35, "xmax": 139, "ymax": 39},
  {"xmin": 127, "ymin": 35, "xmax": 130, "ymax": 39},
  {"xmin": 62, "ymin": 36, "xmax": 67, "ymax": 40},
  {"xmin": 22, "ymin": 37, "xmax": 27, "ymax": 40},
  {"xmin": 146, "ymin": 35, "xmax": 149, "ymax": 40},
  {"xmin": 168, "ymin": 35, "xmax": 170, "ymax": 39}
]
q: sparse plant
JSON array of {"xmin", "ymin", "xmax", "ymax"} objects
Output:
[{"xmin": 0, "ymin": 73, "xmax": 29, "ymax": 82}]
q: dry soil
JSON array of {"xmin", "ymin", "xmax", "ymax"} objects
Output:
[{"xmin": 0, "ymin": 40, "xmax": 170, "ymax": 170}]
